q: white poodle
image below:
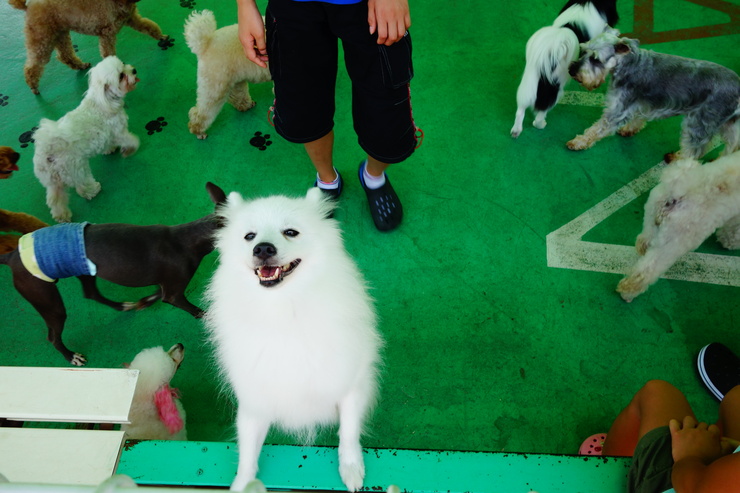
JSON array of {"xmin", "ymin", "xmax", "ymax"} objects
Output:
[
  {"xmin": 121, "ymin": 344, "xmax": 187, "ymax": 441},
  {"xmin": 33, "ymin": 56, "xmax": 139, "ymax": 223},
  {"xmin": 184, "ymin": 10, "xmax": 272, "ymax": 139},
  {"xmin": 617, "ymin": 152, "xmax": 740, "ymax": 301}
]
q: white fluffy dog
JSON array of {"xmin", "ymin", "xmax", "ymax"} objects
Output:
[
  {"xmin": 204, "ymin": 188, "xmax": 382, "ymax": 492},
  {"xmin": 33, "ymin": 56, "xmax": 139, "ymax": 223},
  {"xmin": 121, "ymin": 344, "xmax": 187, "ymax": 441},
  {"xmin": 617, "ymin": 152, "xmax": 740, "ymax": 302},
  {"xmin": 184, "ymin": 10, "xmax": 272, "ymax": 139}
]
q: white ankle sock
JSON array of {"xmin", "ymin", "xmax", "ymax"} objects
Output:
[
  {"xmin": 362, "ymin": 162, "xmax": 386, "ymax": 190},
  {"xmin": 317, "ymin": 168, "xmax": 339, "ymax": 190}
]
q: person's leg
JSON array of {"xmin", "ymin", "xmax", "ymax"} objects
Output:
[
  {"xmin": 365, "ymin": 157, "xmax": 389, "ymax": 178},
  {"xmin": 602, "ymin": 380, "xmax": 696, "ymax": 456},
  {"xmin": 716, "ymin": 385, "xmax": 740, "ymax": 441},
  {"xmin": 328, "ymin": 3, "xmax": 414, "ymax": 230},
  {"xmin": 266, "ymin": 0, "xmax": 339, "ymax": 191},
  {"xmin": 305, "ymin": 131, "xmax": 337, "ymax": 183}
]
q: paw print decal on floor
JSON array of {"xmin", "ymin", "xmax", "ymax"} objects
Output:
[
  {"xmin": 145, "ymin": 117, "xmax": 168, "ymax": 135},
  {"xmin": 250, "ymin": 131, "xmax": 272, "ymax": 151},
  {"xmin": 18, "ymin": 126, "xmax": 38, "ymax": 148},
  {"xmin": 0, "ymin": 94, "xmax": 9, "ymax": 107},
  {"xmin": 158, "ymin": 36, "xmax": 175, "ymax": 50},
  {"xmin": 180, "ymin": 0, "xmax": 196, "ymax": 8},
  {"xmin": 73, "ymin": 44, "xmax": 80, "ymax": 53}
]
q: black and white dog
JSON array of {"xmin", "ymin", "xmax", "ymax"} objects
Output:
[
  {"xmin": 567, "ymin": 32, "xmax": 740, "ymax": 161},
  {"xmin": 510, "ymin": 0, "xmax": 618, "ymax": 138}
]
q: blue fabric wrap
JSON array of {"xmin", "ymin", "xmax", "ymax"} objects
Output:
[{"xmin": 33, "ymin": 222, "xmax": 94, "ymax": 279}]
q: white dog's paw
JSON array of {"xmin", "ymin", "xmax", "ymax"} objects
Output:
[
  {"xmin": 238, "ymin": 480, "xmax": 267, "ymax": 493},
  {"xmin": 121, "ymin": 145, "xmax": 138, "ymax": 158},
  {"xmin": 78, "ymin": 182, "xmax": 101, "ymax": 200},
  {"xmin": 230, "ymin": 470, "xmax": 257, "ymax": 492},
  {"xmin": 70, "ymin": 353, "xmax": 87, "ymax": 366},
  {"xmin": 532, "ymin": 119, "xmax": 547, "ymax": 130},
  {"xmin": 567, "ymin": 135, "xmax": 590, "ymax": 151},
  {"xmin": 616, "ymin": 273, "xmax": 647, "ymax": 302},
  {"xmin": 121, "ymin": 136, "xmax": 140, "ymax": 158},
  {"xmin": 510, "ymin": 125, "xmax": 522, "ymax": 139},
  {"xmin": 339, "ymin": 460, "xmax": 365, "ymax": 492},
  {"xmin": 52, "ymin": 208, "xmax": 73, "ymax": 223}
]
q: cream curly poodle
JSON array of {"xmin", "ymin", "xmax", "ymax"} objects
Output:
[
  {"xmin": 618, "ymin": 152, "xmax": 740, "ymax": 301},
  {"xmin": 33, "ymin": 56, "xmax": 140, "ymax": 222},
  {"xmin": 184, "ymin": 9, "xmax": 272, "ymax": 139}
]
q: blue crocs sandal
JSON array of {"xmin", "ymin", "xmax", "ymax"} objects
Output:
[
  {"xmin": 358, "ymin": 161, "xmax": 403, "ymax": 231},
  {"xmin": 697, "ymin": 342, "xmax": 740, "ymax": 401}
]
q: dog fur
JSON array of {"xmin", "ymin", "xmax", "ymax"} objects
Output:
[
  {"xmin": 617, "ymin": 152, "xmax": 740, "ymax": 302},
  {"xmin": 9, "ymin": 0, "xmax": 167, "ymax": 94},
  {"xmin": 0, "ymin": 146, "xmax": 21, "ymax": 180},
  {"xmin": 184, "ymin": 9, "xmax": 272, "ymax": 139},
  {"xmin": 33, "ymin": 56, "xmax": 140, "ymax": 223},
  {"xmin": 567, "ymin": 32, "xmax": 740, "ymax": 160},
  {"xmin": 204, "ymin": 188, "xmax": 382, "ymax": 492},
  {"xmin": 0, "ymin": 183, "xmax": 226, "ymax": 366},
  {"xmin": 122, "ymin": 344, "xmax": 187, "ymax": 440},
  {"xmin": 0, "ymin": 147, "xmax": 49, "ymax": 254},
  {"xmin": 510, "ymin": 0, "xmax": 618, "ymax": 138}
]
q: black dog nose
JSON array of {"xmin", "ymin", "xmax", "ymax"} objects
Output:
[
  {"xmin": 253, "ymin": 242, "xmax": 277, "ymax": 260},
  {"xmin": 132, "ymin": 68, "xmax": 137, "ymax": 75}
]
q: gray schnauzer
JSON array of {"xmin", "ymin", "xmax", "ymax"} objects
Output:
[{"xmin": 566, "ymin": 32, "xmax": 740, "ymax": 161}]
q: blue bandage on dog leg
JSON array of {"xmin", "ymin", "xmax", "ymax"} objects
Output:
[{"xmin": 20, "ymin": 222, "xmax": 97, "ymax": 281}]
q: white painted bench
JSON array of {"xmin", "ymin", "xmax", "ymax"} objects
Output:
[{"xmin": 0, "ymin": 366, "xmax": 139, "ymax": 485}]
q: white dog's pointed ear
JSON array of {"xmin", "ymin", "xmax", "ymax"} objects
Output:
[
  {"xmin": 306, "ymin": 187, "xmax": 336, "ymax": 218},
  {"xmin": 226, "ymin": 191, "xmax": 244, "ymax": 207}
]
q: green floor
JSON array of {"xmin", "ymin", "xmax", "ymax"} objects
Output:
[{"xmin": 1, "ymin": 0, "xmax": 739, "ymax": 458}]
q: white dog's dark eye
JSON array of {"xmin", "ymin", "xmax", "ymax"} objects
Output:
[
  {"xmin": 245, "ymin": 232, "xmax": 256, "ymax": 241},
  {"xmin": 119, "ymin": 72, "xmax": 125, "ymax": 81},
  {"xmin": 283, "ymin": 229, "xmax": 299, "ymax": 237}
]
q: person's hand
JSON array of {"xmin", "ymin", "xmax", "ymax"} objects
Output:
[
  {"xmin": 670, "ymin": 416, "xmax": 726, "ymax": 464},
  {"xmin": 236, "ymin": 0, "xmax": 268, "ymax": 68},
  {"xmin": 368, "ymin": 0, "xmax": 410, "ymax": 46}
]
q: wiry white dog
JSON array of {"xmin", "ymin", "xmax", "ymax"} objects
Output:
[
  {"xmin": 121, "ymin": 344, "xmax": 187, "ymax": 441},
  {"xmin": 33, "ymin": 56, "xmax": 139, "ymax": 222},
  {"xmin": 204, "ymin": 188, "xmax": 382, "ymax": 492},
  {"xmin": 617, "ymin": 152, "xmax": 740, "ymax": 302},
  {"xmin": 184, "ymin": 10, "xmax": 272, "ymax": 139}
]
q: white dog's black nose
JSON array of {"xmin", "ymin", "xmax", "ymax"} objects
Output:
[{"xmin": 253, "ymin": 242, "xmax": 277, "ymax": 260}]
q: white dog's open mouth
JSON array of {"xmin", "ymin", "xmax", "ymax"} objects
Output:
[{"xmin": 254, "ymin": 259, "xmax": 301, "ymax": 287}]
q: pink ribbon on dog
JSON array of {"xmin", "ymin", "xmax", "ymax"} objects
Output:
[{"xmin": 154, "ymin": 384, "xmax": 183, "ymax": 435}]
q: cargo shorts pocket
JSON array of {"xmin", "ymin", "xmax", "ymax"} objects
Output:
[{"xmin": 378, "ymin": 31, "xmax": 413, "ymax": 89}]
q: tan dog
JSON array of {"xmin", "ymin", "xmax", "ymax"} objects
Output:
[
  {"xmin": 0, "ymin": 147, "xmax": 48, "ymax": 254},
  {"xmin": 184, "ymin": 10, "xmax": 272, "ymax": 139},
  {"xmin": 0, "ymin": 146, "xmax": 20, "ymax": 179},
  {"xmin": 9, "ymin": 0, "xmax": 168, "ymax": 94}
]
